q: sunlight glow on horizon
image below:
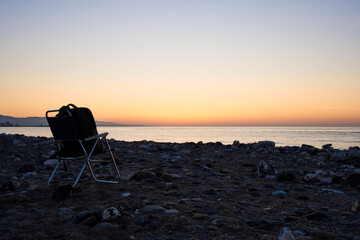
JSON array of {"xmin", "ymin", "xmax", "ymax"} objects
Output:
[{"xmin": 1, "ymin": 0, "xmax": 359, "ymax": 126}]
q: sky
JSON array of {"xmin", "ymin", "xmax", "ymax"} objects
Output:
[{"xmin": 0, "ymin": 0, "xmax": 359, "ymax": 126}]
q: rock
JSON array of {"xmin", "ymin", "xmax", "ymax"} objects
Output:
[
  {"xmin": 346, "ymin": 173, "xmax": 360, "ymax": 187},
  {"xmin": 278, "ymin": 227, "xmax": 295, "ymax": 240},
  {"xmin": 192, "ymin": 213, "xmax": 206, "ymax": 220},
  {"xmin": 276, "ymin": 171, "xmax": 298, "ymax": 182},
  {"xmin": 348, "ymin": 147, "xmax": 360, "ymax": 158},
  {"xmin": 272, "ymin": 190, "xmax": 287, "ymax": 195},
  {"xmin": 300, "ymin": 144, "xmax": 316, "ymax": 153},
  {"xmin": 43, "ymin": 159, "xmax": 58, "ymax": 166},
  {"xmin": 120, "ymin": 170, "xmax": 135, "ymax": 181},
  {"xmin": 332, "ymin": 150, "xmax": 346, "ymax": 160},
  {"xmin": 314, "ymin": 231, "xmax": 338, "ymax": 239},
  {"xmin": 304, "ymin": 170, "xmax": 332, "ymax": 183},
  {"xmin": 134, "ymin": 215, "xmax": 151, "ymax": 226},
  {"xmin": 118, "ymin": 200, "xmax": 131, "ymax": 210},
  {"xmin": 233, "ymin": 140, "xmax": 240, "ymax": 146},
  {"xmin": 305, "ymin": 212, "xmax": 329, "ymax": 221},
  {"xmin": 258, "ymin": 160, "xmax": 277, "ymax": 177},
  {"xmin": 131, "ymin": 171, "xmax": 156, "ymax": 181},
  {"xmin": 52, "ymin": 184, "xmax": 72, "ymax": 202},
  {"xmin": 256, "ymin": 141, "xmax": 275, "ymax": 148},
  {"xmin": 0, "ymin": 181, "xmax": 16, "ymax": 193},
  {"xmin": 165, "ymin": 209, "xmax": 179, "ymax": 215},
  {"xmin": 351, "ymin": 200, "xmax": 360, "ymax": 211},
  {"xmin": 7, "ymin": 193, "xmax": 27, "ymax": 203},
  {"xmin": 17, "ymin": 165, "xmax": 35, "ymax": 174},
  {"xmin": 322, "ymin": 144, "xmax": 332, "ymax": 149},
  {"xmin": 121, "ymin": 192, "xmax": 131, "ymax": 197},
  {"xmin": 74, "ymin": 211, "xmax": 93, "ymax": 223},
  {"xmin": 140, "ymin": 205, "xmax": 166, "ymax": 214},
  {"xmin": 82, "ymin": 216, "xmax": 99, "ymax": 227},
  {"xmin": 57, "ymin": 208, "xmax": 73, "ymax": 216},
  {"xmin": 92, "ymin": 222, "xmax": 119, "ymax": 231},
  {"xmin": 102, "ymin": 207, "xmax": 121, "ymax": 220}
]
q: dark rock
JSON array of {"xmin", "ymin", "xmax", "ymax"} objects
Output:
[
  {"xmin": 82, "ymin": 216, "xmax": 99, "ymax": 227},
  {"xmin": 346, "ymin": 173, "xmax": 360, "ymax": 187},
  {"xmin": 74, "ymin": 211, "xmax": 93, "ymax": 224},
  {"xmin": 52, "ymin": 184, "xmax": 72, "ymax": 202},
  {"xmin": 0, "ymin": 181, "xmax": 16, "ymax": 193},
  {"xmin": 276, "ymin": 171, "xmax": 298, "ymax": 182},
  {"xmin": 246, "ymin": 220, "xmax": 263, "ymax": 227},
  {"xmin": 301, "ymin": 144, "xmax": 316, "ymax": 153},
  {"xmin": 131, "ymin": 171, "xmax": 156, "ymax": 181},
  {"xmin": 140, "ymin": 205, "xmax": 166, "ymax": 214},
  {"xmin": 17, "ymin": 165, "xmax": 35, "ymax": 174},
  {"xmin": 305, "ymin": 212, "xmax": 330, "ymax": 221},
  {"xmin": 205, "ymin": 208, "xmax": 218, "ymax": 215},
  {"xmin": 134, "ymin": 215, "xmax": 151, "ymax": 226}
]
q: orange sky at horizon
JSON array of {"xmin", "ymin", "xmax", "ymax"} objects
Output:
[{"xmin": 1, "ymin": 1, "xmax": 359, "ymax": 126}]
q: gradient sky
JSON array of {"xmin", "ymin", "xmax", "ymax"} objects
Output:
[{"xmin": 1, "ymin": 0, "xmax": 359, "ymax": 126}]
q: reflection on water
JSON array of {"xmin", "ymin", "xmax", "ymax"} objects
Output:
[{"xmin": 1, "ymin": 126, "xmax": 359, "ymax": 149}]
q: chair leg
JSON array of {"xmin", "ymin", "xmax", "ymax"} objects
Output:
[
  {"xmin": 72, "ymin": 161, "xmax": 87, "ymax": 188},
  {"xmin": 47, "ymin": 159, "xmax": 62, "ymax": 185},
  {"xmin": 87, "ymin": 138, "xmax": 121, "ymax": 184}
]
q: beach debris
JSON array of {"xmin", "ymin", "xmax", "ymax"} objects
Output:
[
  {"xmin": 102, "ymin": 207, "xmax": 121, "ymax": 220},
  {"xmin": 278, "ymin": 227, "xmax": 295, "ymax": 240}
]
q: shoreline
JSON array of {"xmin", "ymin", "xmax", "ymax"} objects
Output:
[{"xmin": 1, "ymin": 134, "xmax": 360, "ymax": 239}]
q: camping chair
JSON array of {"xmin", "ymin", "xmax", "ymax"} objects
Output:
[{"xmin": 46, "ymin": 104, "xmax": 121, "ymax": 187}]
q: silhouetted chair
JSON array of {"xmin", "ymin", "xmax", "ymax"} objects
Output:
[{"xmin": 46, "ymin": 104, "xmax": 120, "ymax": 187}]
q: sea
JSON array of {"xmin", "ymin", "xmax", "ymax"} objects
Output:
[{"xmin": 1, "ymin": 126, "xmax": 359, "ymax": 150}]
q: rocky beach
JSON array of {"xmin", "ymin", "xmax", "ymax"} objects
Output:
[{"xmin": 1, "ymin": 133, "xmax": 360, "ymax": 240}]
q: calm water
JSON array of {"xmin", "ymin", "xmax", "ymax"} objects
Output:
[{"xmin": 1, "ymin": 126, "xmax": 359, "ymax": 149}]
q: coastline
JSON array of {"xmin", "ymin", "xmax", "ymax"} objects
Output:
[{"xmin": 1, "ymin": 133, "xmax": 360, "ymax": 239}]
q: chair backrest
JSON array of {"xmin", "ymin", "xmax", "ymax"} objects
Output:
[{"xmin": 47, "ymin": 114, "xmax": 81, "ymax": 140}]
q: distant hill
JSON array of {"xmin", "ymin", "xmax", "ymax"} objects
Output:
[{"xmin": 0, "ymin": 115, "xmax": 124, "ymax": 127}]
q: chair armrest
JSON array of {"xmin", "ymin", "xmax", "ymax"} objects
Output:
[{"xmin": 84, "ymin": 132, "xmax": 109, "ymax": 142}]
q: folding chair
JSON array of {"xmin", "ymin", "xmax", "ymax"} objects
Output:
[{"xmin": 46, "ymin": 104, "xmax": 121, "ymax": 187}]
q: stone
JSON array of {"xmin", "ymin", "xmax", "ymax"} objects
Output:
[
  {"xmin": 278, "ymin": 227, "xmax": 295, "ymax": 240},
  {"xmin": 122, "ymin": 192, "xmax": 131, "ymax": 197},
  {"xmin": 74, "ymin": 211, "xmax": 93, "ymax": 223},
  {"xmin": 140, "ymin": 205, "xmax": 166, "ymax": 214},
  {"xmin": 120, "ymin": 170, "xmax": 135, "ymax": 181},
  {"xmin": 52, "ymin": 184, "xmax": 72, "ymax": 202},
  {"xmin": 300, "ymin": 144, "xmax": 316, "ymax": 153},
  {"xmin": 305, "ymin": 212, "xmax": 329, "ymax": 221},
  {"xmin": 92, "ymin": 222, "xmax": 119, "ymax": 231},
  {"xmin": 332, "ymin": 150, "xmax": 346, "ymax": 160},
  {"xmin": 322, "ymin": 144, "xmax": 332, "ymax": 149},
  {"xmin": 346, "ymin": 173, "xmax": 360, "ymax": 187},
  {"xmin": 0, "ymin": 181, "xmax": 16, "ymax": 193},
  {"xmin": 165, "ymin": 209, "xmax": 179, "ymax": 215},
  {"xmin": 43, "ymin": 159, "xmax": 58, "ymax": 166},
  {"xmin": 314, "ymin": 231, "xmax": 338, "ymax": 239},
  {"xmin": 351, "ymin": 200, "xmax": 360, "ymax": 211},
  {"xmin": 276, "ymin": 171, "xmax": 298, "ymax": 182},
  {"xmin": 256, "ymin": 141, "xmax": 275, "ymax": 148},
  {"xmin": 134, "ymin": 215, "xmax": 151, "ymax": 226},
  {"xmin": 272, "ymin": 190, "xmax": 287, "ymax": 195},
  {"xmin": 257, "ymin": 160, "xmax": 277, "ymax": 177},
  {"xmin": 192, "ymin": 213, "xmax": 206, "ymax": 220},
  {"xmin": 102, "ymin": 207, "xmax": 121, "ymax": 219},
  {"xmin": 17, "ymin": 165, "xmax": 35, "ymax": 174},
  {"xmin": 131, "ymin": 171, "xmax": 155, "ymax": 181}
]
